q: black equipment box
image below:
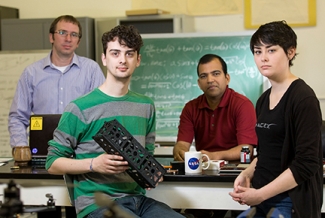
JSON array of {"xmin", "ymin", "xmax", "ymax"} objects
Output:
[{"xmin": 93, "ymin": 119, "xmax": 165, "ymax": 189}]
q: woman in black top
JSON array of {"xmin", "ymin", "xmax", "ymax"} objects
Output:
[{"xmin": 229, "ymin": 20, "xmax": 323, "ymax": 218}]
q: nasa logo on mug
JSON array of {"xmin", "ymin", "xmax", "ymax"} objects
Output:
[
  {"xmin": 188, "ymin": 157, "xmax": 199, "ymax": 170},
  {"xmin": 184, "ymin": 151, "xmax": 210, "ymax": 174}
]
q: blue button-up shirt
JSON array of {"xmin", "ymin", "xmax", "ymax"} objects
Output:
[{"xmin": 8, "ymin": 52, "xmax": 105, "ymax": 147}]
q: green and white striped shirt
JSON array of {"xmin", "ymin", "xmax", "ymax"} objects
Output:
[{"xmin": 46, "ymin": 88, "xmax": 156, "ymax": 218}]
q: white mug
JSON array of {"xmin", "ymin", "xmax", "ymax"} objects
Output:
[
  {"xmin": 202, "ymin": 160, "xmax": 225, "ymax": 172},
  {"xmin": 184, "ymin": 151, "xmax": 210, "ymax": 174}
]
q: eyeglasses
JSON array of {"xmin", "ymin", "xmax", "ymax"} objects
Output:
[{"xmin": 54, "ymin": 30, "xmax": 80, "ymax": 38}]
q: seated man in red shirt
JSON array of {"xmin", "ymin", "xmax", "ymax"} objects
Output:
[
  {"xmin": 174, "ymin": 53, "xmax": 257, "ymax": 162},
  {"xmin": 173, "ymin": 54, "xmax": 257, "ymax": 218}
]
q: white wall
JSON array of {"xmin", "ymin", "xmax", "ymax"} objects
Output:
[
  {"xmin": 0, "ymin": 0, "xmax": 132, "ymax": 18},
  {"xmin": 1, "ymin": 0, "xmax": 325, "ymax": 118}
]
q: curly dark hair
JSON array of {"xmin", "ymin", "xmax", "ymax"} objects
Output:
[
  {"xmin": 102, "ymin": 25, "xmax": 143, "ymax": 56},
  {"xmin": 250, "ymin": 20, "xmax": 297, "ymax": 67}
]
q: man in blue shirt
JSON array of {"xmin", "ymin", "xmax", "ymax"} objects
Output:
[
  {"xmin": 8, "ymin": 15, "xmax": 105, "ymax": 150},
  {"xmin": 8, "ymin": 15, "xmax": 105, "ymax": 218}
]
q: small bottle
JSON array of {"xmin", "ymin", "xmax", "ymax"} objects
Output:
[{"xmin": 240, "ymin": 146, "xmax": 250, "ymax": 164}]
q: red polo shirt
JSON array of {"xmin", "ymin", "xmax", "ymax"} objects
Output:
[{"xmin": 177, "ymin": 87, "xmax": 257, "ymax": 151}]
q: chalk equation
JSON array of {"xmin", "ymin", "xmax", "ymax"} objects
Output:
[
  {"xmin": 143, "ymin": 41, "xmax": 250, "ymax": 58},
  {"xmin": 133, "ymin": 73, "xmax": 195, "ymax": 81},
  {"xmin": 156, "ymin": 119, "xmax": 180, "ymax": 130},
  {"xmin": 136, "ymin": 55, "xmax": 258, "ymax": 79},
  {"xmin": 156, "ymin": 109, "xmax": 182, "ymax": 119},
  {"xmin": 144, "ymin": 81, "xmax": 193, "ymax": 90},
  {"xmin": 144, "ymin": 94, "xmax": 186, "ymax": 102}
]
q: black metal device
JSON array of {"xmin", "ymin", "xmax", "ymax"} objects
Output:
[{"xmin": 93, "ymin": 119, "xmax": 166, "ymax": 189}]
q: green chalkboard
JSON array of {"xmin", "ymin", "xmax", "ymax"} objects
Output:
[{"xmin": 130, "ymin": 33, "xmax": 262, "ymax": 141}]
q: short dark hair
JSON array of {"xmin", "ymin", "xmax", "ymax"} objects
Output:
[
  {"xmin": 49, "ymin": 15, "xmax": 82, "ymax": 39},
  {"xmin": 250, "ymin": 20, "xmax": 297, "ymax": 67},
  {"xmin": 102, "ymin": 25, "xmax": 143, "ymax": 56},
  {"xmin": 197, "ymin": 54, "xmax": 228, "ymax": 76}
]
